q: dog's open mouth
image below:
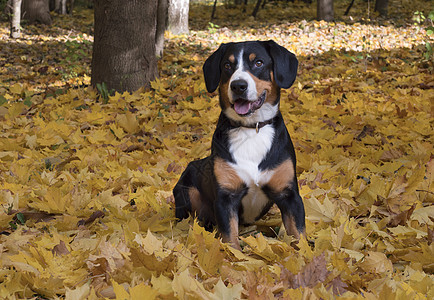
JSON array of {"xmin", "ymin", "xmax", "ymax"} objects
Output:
[{"xmin": 233, "ymin": 91, "xmax": 266, "ymax": 116}]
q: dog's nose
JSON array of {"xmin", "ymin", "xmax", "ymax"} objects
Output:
[{"xmin": 230, "ymin": 80, "xmax": 248, "ymax": 95}]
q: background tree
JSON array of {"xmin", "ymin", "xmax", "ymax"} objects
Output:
[
  {"xmin": 91, "ymin": 0, "xmax": 158, "ymax": 93},
  {"xmin": 317, "ymin": 0, "xmax": 334, "ymax": 21},
  {"xmin": 156, "ymin": 0, "xmax": 168, "ymax": 57},
  {"xmin": 375, "ymin": 0, "xmax": 388, "ymax": 17},
  {"xmin": 167, "ymin": 0, "xmax": 189, "ymax": 34},
  {"xmin": 10, "ymin": 0, "xmax": 22, "ymax": 38},
  {"xmin": 22, "ymin": 0, "xmax": 52, "ymax": 25},
  {"xmin": 49, "ymin": 0, "xmax": 74, "ymax": 14}
]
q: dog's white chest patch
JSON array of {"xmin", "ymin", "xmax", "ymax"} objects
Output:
[{"xmin": 228, "ymin": 125, "xmax": 275, "ymax": 223}]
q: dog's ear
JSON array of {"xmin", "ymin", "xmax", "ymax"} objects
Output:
[
  {"xmin": 203, "ymin": 43, "xmax": 230, "ymax": 93},
  {"xmin": 265, "ymin": 40, "xmax": 298, "ymax": 89}
]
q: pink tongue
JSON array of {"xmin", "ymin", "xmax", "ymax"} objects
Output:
[{"xmin": 234, "ymin": 100, "xmax": 251, "ymax": 115}]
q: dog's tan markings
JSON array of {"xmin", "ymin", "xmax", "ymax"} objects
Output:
[
  {"xmin": 282, "ymin": 214, "xmax": 302, "ymax": 239},
  {"xmin": 249, "ymin": 53, "xmax": 256, "ymax": 62},
  {"xmin": 268, "ymin": 159, "xmax": 295, "ymax": 192},
  {"xmin": 214, "ymin": 157, "xmax": 244, "ymax": 191},
  {"xmin": 188, "ymin": 187, "xmax": 202, "ymax": 215},
  {"xmin": 228, "ymin": 54, "xmax": 235, "ymax": 63},
  {"xmin": 219, "ymin": 81, "xmax": 231, "ymax": 109},
  {"xmin": 247, "ymin": 71, "xmax": 279, "ymax": 106},
  {"xmin": 222, "ymin": 215, "xmax": 241, "ymax": 250}
]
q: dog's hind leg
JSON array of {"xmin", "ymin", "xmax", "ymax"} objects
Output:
[{"xmin": 174, "ymin": 159, "xmax": 210, "ymax": 220}]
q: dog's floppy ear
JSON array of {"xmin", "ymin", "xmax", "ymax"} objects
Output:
[
  {"xmin": 265, "ymin": 40, "xmax": 298, "ymax": 89},
  {"xmin": 203, "ymin": 43, "xmax": 230, "ymax": 93}
]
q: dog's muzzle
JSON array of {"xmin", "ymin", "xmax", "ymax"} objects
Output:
[{"xmin": 232, "ymin": 90, "xmax": 266, "ymax": 116}]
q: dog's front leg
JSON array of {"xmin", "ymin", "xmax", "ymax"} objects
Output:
[
  {"xmin": 213, "ymin": 157, "xmax": 247, "ymax": 250},
  {"xmin": 214, "ymin": 189, "xmax": 244, "ymax": 250},
  {"xmin": 262, "ymin": 185, "xmax": 305, "ymax": 239},
  {"xmin": 275, "ymin": 189, "xmax": 305, "ymax": 239}
]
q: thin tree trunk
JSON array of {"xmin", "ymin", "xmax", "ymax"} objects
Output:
[
  {"xmin": 252, "ymin": 0, "xmax": 262, "ymax": 18},
  {"xmin": 61, "ymin": 0, "xmax": 66, "ymax": 14},
  {"xmin": 317, "ymin": 0, "xmax": 334, "ymax": 21},
  {"xmin": 211, "ymin": 0, "xmax": 217, "ymax": 20},
  {"xmin": 91, "ymin": 0, "xmax": 158, "ymax": 93},
  {"xmin": 375, "ymin": 0, "xmax": 388, "ymax": 17},
  {"xmin": 167, "ymin": 0, "xmax": 189, "ymax": 35},
  {"xmin": 344, "ymin": 0, "xmax": 355, "ymax": 16},
  {"xmin": 10, "ymin": 0, "xmax": 22, "ymax": 39},
  {"xmin": 155, "ymin": 0, "xmax": 168, "ymax": 58}
]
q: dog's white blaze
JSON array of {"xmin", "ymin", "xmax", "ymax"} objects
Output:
[
  {"xmin": 228, "ymin": 125, "xmax": 275, "ymax": 223},
  {"xmin": 228, "ymin": 50, "xmax": 257, "ymax": 103}
]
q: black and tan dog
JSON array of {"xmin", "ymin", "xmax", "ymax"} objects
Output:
[{"xmin": 174, "ymin": 40, "xmax": 305, "ymax": 250}]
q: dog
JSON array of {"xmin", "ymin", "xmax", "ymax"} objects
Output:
[{"xmin": 174, "ymin": 40, "xmax": 305, "ymax": 250}]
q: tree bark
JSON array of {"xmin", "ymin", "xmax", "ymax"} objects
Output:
[
  {"xmin": 375, "ymin": 0, "xmax": 388, "ymax": 17},
  {"xmin": 211, "ymin": 0, "xmax": 217, "ymax": 20},
  {"xmin": 50, "ymin": 0, "xmax": 73, "ymax": 14},
  {"xmin": 10, "ymin": 0, "xmax": 22, "ymax": 38},
  {"xmin": 317, "ymin": 0, "xmax": 334, "ymax": 21},
  {"xmin": 91, "ymin": 0, "xmax": 158, "ymax": 93},
  {"xmin": 252, "ymin": 0, "xmax": 262, "ymax": 18},
  {"xmin": 167, "ymin": 0, "xmax": 189, "ymax": 35},
  {"xmin": 61, "ymin": 0, "xmax": 66, "ymax": 14},
  {"xmin": 22, "ymin": 0, "xmax": 52, "ymax": 25},
  {"xmin": 344, "ymin": 0, "xmax": 355, "ymax": 16},
  {"xmin": 155, "ymin": 0, "xmax": 168, "ymax": 58}
]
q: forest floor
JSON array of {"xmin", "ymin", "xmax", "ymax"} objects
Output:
[{"xmin": 0, "ymin": 1, "xmax": 433, "ymax": 299}]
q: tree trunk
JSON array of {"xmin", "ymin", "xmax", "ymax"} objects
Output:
[
  {"xmin": 49, "ymin": 0, "xmax": 60, "ymax": 12},
  {"xmin": 22, "ymin": 0, "xmax": 52, "ymax": 25},
  {"xmin": 317, "ymin": 0, "xmax": 334, "ymax": 21},
  {"xmin": 155, "ymin": 0, "xmax": 168, "ymax": 58},
  {"xmin": 50, "ymin": 0, "xmax": 74, "ymax": 14},
  {"xmin": 167, "ymin": 0, "xmax": 189, "ymax": 35},
  {"xmin": 375, "ymin": 0, "xmax": 388, "ymax": 17},
  {"xmin": 91, "ymin": 0, "xmax": 158, "ymax": 93},
  {"xmin": 61, "ymin": 0, "xmax": 66, "ymax": 14},
  {"xmin": 10, "ymin": 0, "xmax": 22, "ymax": 38},
  {"xmin": 344, "ymin": 0, "xmax": 355, "ymax": 16},
  {"xmin": 211, "ymin": 0, "xmax": 217, "ymax": 20},
  {"xmin": 252, "ymin": 0, "xmax": 262, "ymax": 18}
]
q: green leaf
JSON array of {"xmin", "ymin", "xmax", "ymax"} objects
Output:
[
  {"xmin": 24, "ymin": 97, "xmax": 32, "ymax": 107},
  {"xmin": 16, "ymin": 213, "xmax": 26, "ymax": 225},
  {"xmin": 0, "ymin": 95, "xmax": 7, "ymax": 106}
]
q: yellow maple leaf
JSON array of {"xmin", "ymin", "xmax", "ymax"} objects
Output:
[
  {"xmin": 134, "ymin": 230, "xmax": 163, "ymax": 256},
  {"xmin": 360, "ymin": 251, "xmax": 393, "ymax": 274},
  {"xmin": 213, "ymin": 279, "xmax": 243, "ymax": 300},
  {"xmin": 304, "ymin": 194, "xmax": 336, "ymax": 223},
  {"xmin": 65, "ymin": 283, "xmax": 90, "ymax": 300},
  {"xmin": 129, "ymin": 283, "xmax": 158, "ymax": 300},
  {"xmin": 151, "ymin": 275, "xmax": 173, "ymax": 296}
]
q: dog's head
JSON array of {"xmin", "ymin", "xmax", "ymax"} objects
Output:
[{"xmin": 203, "ymin": 40, "xmax": 298, "ymax": 125}]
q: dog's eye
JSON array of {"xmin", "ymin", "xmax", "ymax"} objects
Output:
[
  {"xmin": 224, "ymin": 62, "xmax": 231, "ymax": 70},
  {"xmin": 255, "ymin": 60, "xmax": 264, "ymax": 67}
]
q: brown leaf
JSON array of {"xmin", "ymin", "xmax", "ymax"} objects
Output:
[
  {"xmin": 10, "ymin": 209, "xmax": 56, "ymax": 223},
  {"xmin": 388, "ymin": 204, "xmax": 416, "ymax": 227},
  {"xmin": 380, "ymin": 148, "xmax": 404, "ymax": 162},
  {"xmin": 124, "ymin": 144, "xmax": 144, "ymax": 153},
  {"xmin": 52, "ymin": 240, "xmax": 70, "ymax": 256},
  {"xmin": 428, "ymin": 226, "xmax": 433, "ymax": 246},
  {"xmin": 281, "ymin": 253, "xmax": 330, "ymax": 289},
  {"xmin": 77, "ymin": 210, "xmax": 105, "ymax": 227},
  {"xmin": 327, "ymin": 276, "xmax": 348, "ymax": 295},
  {"xmin": 355, "ymin": 125, "xmax": 375, "ymax": 141}
]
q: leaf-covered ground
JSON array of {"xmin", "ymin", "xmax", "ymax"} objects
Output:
[{"xmin": 0, "ymin": 1, "xmax": 433, "ymax": 299}]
